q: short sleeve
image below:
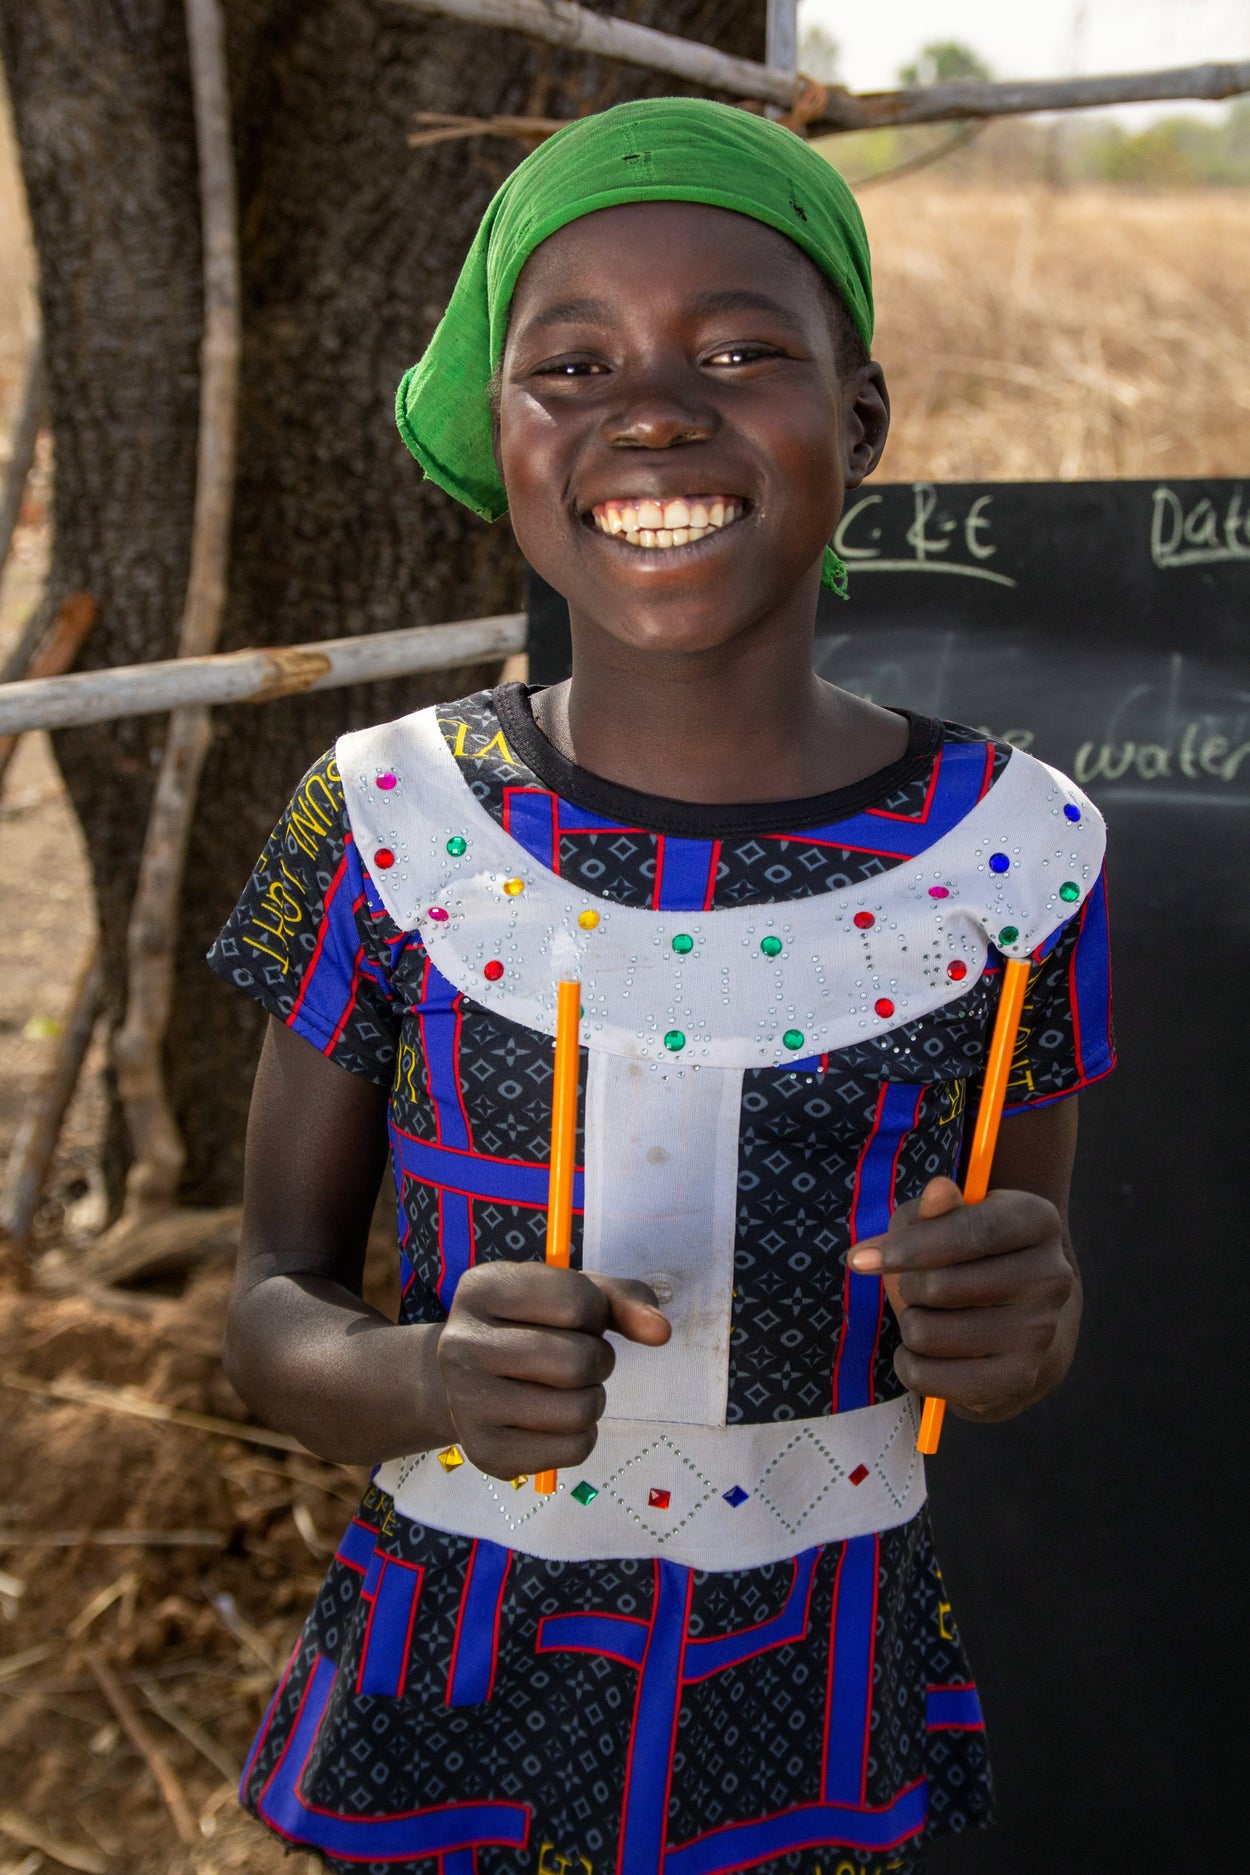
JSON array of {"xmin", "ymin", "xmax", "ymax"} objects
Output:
[
  {"xmin": 1002, "ymin": 863, "xmax": 1115, "ymax": 1113},
  {"xmin": 207, "ymin": 751, "xmax": 402, "ymax": 1087}
]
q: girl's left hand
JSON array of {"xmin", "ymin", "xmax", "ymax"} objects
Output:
[{"xmin": 848, "ymin": 1175, "xmax": 1079, "ymax": 1421}]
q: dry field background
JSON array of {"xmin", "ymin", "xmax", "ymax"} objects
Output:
[{"xmin": 0, "ymin": 81, "xmax": 1248, "ymax": 1875}]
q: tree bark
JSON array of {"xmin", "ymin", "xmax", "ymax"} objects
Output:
[{"xmin": 0, "ymin": 0, "xmax": 765, "ymax": 1209}]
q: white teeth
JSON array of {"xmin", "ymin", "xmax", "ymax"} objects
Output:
[{"xmin": 591, "ymin": 498, "xmax": 745, "ymax": 547}]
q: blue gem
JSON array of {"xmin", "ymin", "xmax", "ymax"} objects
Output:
[
  {"xmin": 1064, "ymin": 803, "xmax": 1081, "ymax": 822},
  {"xmin": 988, "ymin": 852, "xmax": 1010, "ymax": 873},
  {"xmin": 722, "ymin": 1485, "xmax": 749, "ymax": 1508}
]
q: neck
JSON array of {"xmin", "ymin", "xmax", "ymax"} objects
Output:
[{"xmin": 534, "ymin": 599, "xmax": 908, "ymax": 805}]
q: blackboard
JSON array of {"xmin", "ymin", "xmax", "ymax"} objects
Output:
[{"xmin": 527, "ymin": 477, "xmax": 1250, "ymax": 1870}]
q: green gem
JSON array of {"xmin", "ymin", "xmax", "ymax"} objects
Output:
[
  {"xmin": 446, "ymin": 836, "xmax": 467, "ymax": 857},
  {"xmin": 663, "ymin": 1029, "xmax": 686, "ymax": 1052},
  {"xmin": 783, "ymin": 1029, "xmax": 805, "ymax": 1051},
  {"xmin": 998, "ymin": 925, "xmax": 1020, "ymax": 946},
  {"xmin": 760, "ymin": 935, "xmax": 783, "ymax": 957},
  {"xmin": 1059, "ymin": 881, "xmax": 1080, "ymax": 902},
  {"xmin": 571, "ymin": 1480, "xmax": 598, "ymax": 1506},
  {"xmin": 671, "ymin": 933, "xmax": 694, "ymax": 954}
]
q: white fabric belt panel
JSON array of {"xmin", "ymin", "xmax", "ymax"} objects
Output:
[
  {"xmin": 375, "ymin": 1396, "xmax": 925, "ymax": 1570},
  {"xmin": 582, "ymin": 1050, "xmax": 742, "ymax": 1427}
]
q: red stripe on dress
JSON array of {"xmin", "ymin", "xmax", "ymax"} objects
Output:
[{"xmin": 286, "ymin": 850, "xmax": 351, "ymax": 1029}]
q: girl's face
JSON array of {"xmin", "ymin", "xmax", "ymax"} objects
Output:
[{"xmin": 497, "ymin": 201, "xmax": 888, "ymax": 659}]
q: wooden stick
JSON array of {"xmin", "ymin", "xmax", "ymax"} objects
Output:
[
  {"xmin": 0, "ymin": 611, "xmax": 527, "ymax": 735},
  {"xmin": 137, "ymin": 1675, "xmax": 241, "ymax": 1782},
  {"xmin": 0, "ymin": 1807, "xmax": 107, "ymax": 1875},
  {"xmin": 391, "ymin": 0, "xmax": 800, "ymax": 108},
  {"xmin": 4, "ymin": 1370, "xmax": 308, "ymax": 1452},
  {"xmin": 86, "ymin": 1651, "xmax": 197, "ymax": 1844},
  {"xmin": 392, "ymin": 3, "xmax": 1250, "ymax": 130},
  {"xmin": 0, "ymin": 1528, "xmax": 225, "ymax": 1548},
  {"xmin": 0, "ymin": 331, "xmax": 45, "ymax": 592},
  {"xmin": 108, "ymin": 0, "xmax": 243, "ymax": 1227},
  {"xmin": 0, "ymin": 945, "xmax": 101, "ymax": 1249},
  {"xmin": 0, "ymin": 591, "xmax": 97, "ymax": 793},
  {"xmin": 916, "ymin": 957, "xmax": 1031, "ymax": 1457},
  {"xmin": 535, "ymin": 979, "xmax": 581, "ymax": 1496}
]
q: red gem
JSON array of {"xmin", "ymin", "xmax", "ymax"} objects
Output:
[
  {"xmin": 874, "ymin": 997, "xmax": 894, "ymax": 1018},
  {"xmin": 947, "ymin": 960, "xmax": 967, "ymax": 981},
  {"xmin": 853, "ymin": 911, "xmax": 875, "ymax": 930},
  {"xmin": 483, "ymin": 960, "xmax": 504, "ymax": 982},
  {"xmin": 648, "ymin": 1488, "xmax": 671, "ymax": 1509},
  {"xmin": 374, "ymin": 848, "xmax": 395, "ymax": 870},
  {"xmin": 848, "ymin": 1464, "xmax": 870, "ymax": 1487}
]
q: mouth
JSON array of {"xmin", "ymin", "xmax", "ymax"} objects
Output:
[{"xmin": 585, "ymin": 495, "xmax": 749, "ymax": 551}]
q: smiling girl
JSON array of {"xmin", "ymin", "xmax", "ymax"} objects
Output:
[{"xmin": 209, "ymin": 98, "xmax": 1114, "ymax": 1874}]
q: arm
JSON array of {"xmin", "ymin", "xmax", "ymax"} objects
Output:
[
  {"xmin": 224, "ymin": 1017, "xmax": 669, "ymax": 1472},
  {"xmin": 223, "ymin": 1015, "xmax": 456, "ymax": 1464},
  {"xmin": 849, "ymin": 1096, "xmax": 1081, "ymax": 1423}
]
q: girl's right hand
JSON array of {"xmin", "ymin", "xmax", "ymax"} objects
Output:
[{"xmin": 437, "ymin": 1263, "xmax": 671, "ymax": 1481}]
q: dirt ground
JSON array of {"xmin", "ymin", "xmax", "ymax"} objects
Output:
[{"xmin": 2, "ymin": 72, "xmax": 1248, "ymax": 1874}]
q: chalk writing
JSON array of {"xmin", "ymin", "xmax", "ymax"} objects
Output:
[
  {"xmin": 1151, "ymin": 485, "xmax": 1250, "ymax": 569},
  {"xmin": 1075, "ymin": 723, "xmax": 1250, "ymax": 787},
  {"xmin": 834, "ymin": 484, "xmax": 1016, "ymax": 587}
]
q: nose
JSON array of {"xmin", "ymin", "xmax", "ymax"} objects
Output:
[{"xmin": 600, "ymin": 367, "xmax": 717, "ymax": 451}]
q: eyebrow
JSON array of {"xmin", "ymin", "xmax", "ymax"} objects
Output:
[{"xmin": 515, "ymin": 287, "xmax": 808, "ymax": 339}]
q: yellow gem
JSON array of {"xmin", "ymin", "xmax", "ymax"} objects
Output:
[
  {"xmin": 578, "ymin": 909, "xmax": 600, "ymax": 930},
  {"xmin": 510, "ymin": 1474, "xmax": 529, "ymax": 1490},
  {"xmin": 503, "ymin": 877, "xmax": 525, "ymax": 896},
  {"xmin": 437, "ymin": 1445, "xmax": 464, "ymax": 1471}
]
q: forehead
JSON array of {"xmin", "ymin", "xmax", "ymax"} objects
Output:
[{"xmin": 508, "ymin": 201, "xmax": 826, "ymax": 326}]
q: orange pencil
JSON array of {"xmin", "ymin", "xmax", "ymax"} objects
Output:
[
  {"xmin": 534, "ymin": 979, "xmax": 582, "ymax": 1495},
  {"xmin": 916, "ymin": 956, "xmax": 1031, "ymax": 1457}
]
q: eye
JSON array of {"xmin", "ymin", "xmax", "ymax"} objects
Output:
[
  {"xmin": 532, "ymin": 357, "xmax": 610, "ymax": 380},
  {"xmin": 705, "ymin": 343, "xmax": 784, "ymax": 368}
]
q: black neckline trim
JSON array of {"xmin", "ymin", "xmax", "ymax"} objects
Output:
[{"xmin": 492, "ymin": 683, "xmax": 944, "ymax": 837}]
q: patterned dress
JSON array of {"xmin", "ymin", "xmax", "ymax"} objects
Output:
[{"xmin": 209, "ymin": 684, "xmax": 1114, "ymax": 1875}]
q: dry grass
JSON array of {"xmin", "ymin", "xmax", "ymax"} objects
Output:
[{"xmin": 860, "ymin": 180, "xmax": 1250, "ymax": 483}]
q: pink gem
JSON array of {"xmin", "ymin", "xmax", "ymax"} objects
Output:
[
  {"xmin": 848, "ymin": 1463, "xmax": 870, "ymax": 1487},
  {"xmin": 428, "ymin": 906, "xmax": 449, "ymax": 923},
  {"xmin": 928, "ymin": 886, "xmax": 950, "ymax": 899},
  {"xmin": 375, "ymin": 773, "xmax": 397, "ymax": 790}
]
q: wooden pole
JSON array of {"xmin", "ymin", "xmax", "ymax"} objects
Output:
[
  {"xmin": 0, "ymin": 612, "xmax": 527, "ymax": 735},
  {"xmin": 109, "ymin": 0, "xmax": 242, "ymax": 1227},
  {"xmin": 0, "ymin": 330, "xmax": 44, "ymax": 605},
  {"xmin": 0, "ymin": 947, "xmax": 101, "ymax": 1251},
  {"xmin": 390, "ymin": 0, "xmax": 800, "ymax": 106},
  {"xmin": 390, "ymin": 1, "xmax": 1250, "ymax": 130},
  {"xmin": 0, "ymin": 591, "xmax": 96, "ymax": 794}
]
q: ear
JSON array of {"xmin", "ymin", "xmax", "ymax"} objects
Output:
[{"xmin": 842, "ymin": 361, "xmax": 890, "ymax": 490}]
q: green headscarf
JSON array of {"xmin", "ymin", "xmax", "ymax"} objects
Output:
[{"xmin": 396, "ymin": 97, "xmax": 874, "ymax": 597}]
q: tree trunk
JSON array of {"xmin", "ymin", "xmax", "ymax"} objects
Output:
[{"xmin": 0, "ymin": 0, "xmax": 765, "ymax": 1208}]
